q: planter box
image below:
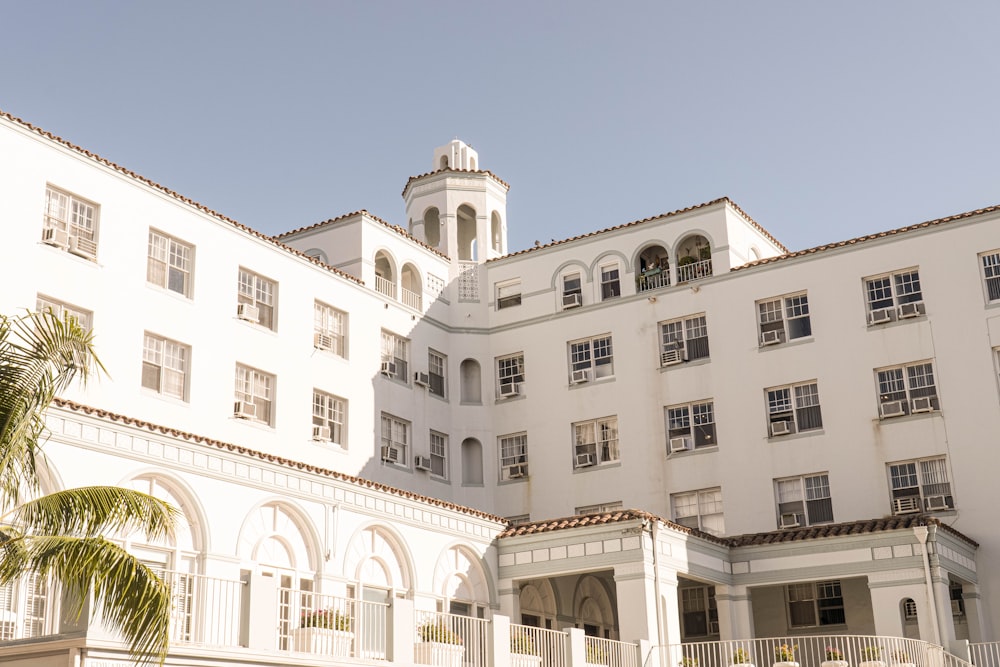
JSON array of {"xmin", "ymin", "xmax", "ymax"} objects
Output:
[
  {"xmin": 823, "ymin": 660, "xmax": 849, "ymax": 667},
  {"xmin": 292, "ymin": 627, "xmax": 353, "ymax": 655},
  {"xmin": 773, "ymin": 661, "xmax": 800, "ymax": 667},
  {"xmin": 513, "ymin": 654, "xmax": 543, "ymax": 667},
  {"xmin": 415, "ymin": 640, "xmax": 465, "ymax": 667},
  {"xmin": 860, "ymin": 661, "xmax": 886, "ymax": 667}
]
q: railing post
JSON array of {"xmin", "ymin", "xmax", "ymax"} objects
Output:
[
  {"xmin": 389, "ymin": 596, "xmax": 414, "ymax": 664},
  {"xmin": 567, "ymin": 628, "xmax": 587, "ymax": 667},
  {"xmin": 492, "ymin": 613, "xmax": 512, "ymax": 667},
  {"xmin": 239, "ymin": 572, "xmax": 277, "ymax": 650}
]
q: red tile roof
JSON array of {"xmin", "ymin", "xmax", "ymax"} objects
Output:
[
  {"xmin": 275, "ymin": 209, "xmax": 449, "ymax": 259},
  {"xmin": 401, "ymin": 167, "xmax": 511, "ymax": 199}
]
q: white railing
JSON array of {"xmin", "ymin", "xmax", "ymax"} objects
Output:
[
  {"xmin": 401, "ymin": 286, "xmax": 423, "ymax": 311},
  {"xmin": 637, "ymin": 269, "xmax": 671, "ymax": 293},
  {"xmin": 415, "ymin": 610, "xmax": 489, "ymax": 667},
  {"xmin": 511, "ymin": 623, "xmax": 568, "ymax": 667},
  {"xmin": 164, "ymin": 571, "xmax": 244, "ymax": 648},
  {"xmin": 375, "ymin": 274, "xmax": 396, "ymax": 299},
  {"xmin": 587, "ymin": 635, "xmax": 640, "ymax": 667},
  {"xmin": 677, "ymin": 259, "xmax": 713, "ymax": 283},
  {"xmin": 971, "ymin": 642, "xmax": 1000, "ymax": 667},
  {"xmin": 279, "ymin": 589, "xmax": 389, "ymax": 660}
]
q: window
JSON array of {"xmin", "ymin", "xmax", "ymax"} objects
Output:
[
  {"xmin": 666, "ymin": 401, "xmax": 716, "ymax": 451},
  {"xmin": 496, "ymin": 280, "xmax": 522, "ymax": 309},
  {"xmin": 574, "ymin": 501, "xmax": 622, "ymax": 515},
  {"xmin": 0, "ymin": 573, "xmax": 49, "ymax": 640},
  {"xmin": 569, "ymin": 334, "xmax": 613, "ymax": 382},
  {"xmin": 787, "ymin": 581, "xmax": 845, "ymax": 627},
  {"xmin": 499, "ymin": 432, "xmax": 528, "ymax": 481},
  {"xmin": 888, "ymin": 457, "xmax": 953, "ymax": 513},
  {"xmin": 141, "ymin": 333, "xmax": 189, "ymax": 400},
  {"xmin": 981, "ymin": 249, "xmax": 1000, "ymax": 302},
  {"xmin": 562, "ymin": 272, "xmax": 582, "ymax": 308},
  {"xmin": 234, "ymin": 364, "xmax": 274, "ymax": 426},
  {"xmin": 680, "ymin": 586, "xmax": 718, "ymax": 637},
  {"xmin": 41, "ymin": 186, "xmax": 98, "ymax": 260},
  {"xmin": 864, "ymin": 268, "xmax": 924, "ymax": 323},
  {"xmin": 672, "ymin": 488, "xmax": 724, "ymax": 535},
  {"xmin": 876, "ymin": 361, "xmax": 939, "ymax": 417},
  {"xmin": 429, "ymin": 431, "xmax": 448, "ymax": 478},
  {"xmin": 659, "ymin": 314, "xmax": 709, "ymax": 364},
  {"xmin": 237, "ymin": 268, "xmax": 276, "ymax": 329},
  {"xmin": 766, "ymin": 381, "xmax": 823, "ymax": 435},
  {"xmin": 380, "ymin": 331, "xmax": 409, "ymax": 382},
  {"xmin": 312, "ymin": 390, "xmax": 346, "ymax": 446},
  {"xmin": 313, "ymin": 302, "xmax": 346, "ymax": 357},
  {"xmin": 572, "ymin": 416, "xmax": 619, "ymax": 468},
  {"xmin": 600, "ymin": 264, "xmax": 621, "ymax": 300},
  {"xmin": 380, "ymin": 414, "xmax": 409, "ymax": 466},
  {"xmin": 428, "ymin": 350, "xmax": 447, "ymax": 398},
  {"xmin": 775, "ymin": 473, "xmax": 833, "ymax": 527},
  {"xmin": 36, "ymin": 295, "xmax": 92, "ymax": 331},
  {"xmin": 757, "ymin": 292, "xmax": 811, "ymax": 345},
  {"xmin": 496, "ymin": 353, "xmax": 525, "ymax": 397},
  {"xmin": 147, "ymin": 230, "xmax": 193, "ymax": 297}
]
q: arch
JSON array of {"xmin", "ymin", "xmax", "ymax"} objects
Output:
[
  {"xmin": 401, "ymin": 263, "xmax": 423, "ymax": 309},
  {"xmin": 343, "ymin": 523, "xmax": 414, "ymax": 592},
  {"xmin": 457, "ymin": 204, "xmax": 478, "ymax": 261},
  {"xmin": 519, "ymin": 579, "xmax": 558, "ymax": 626},
  {"xmin": 374, "ymin": 249, "xmax": 396, "ymax": 298},
  {"xmin": 469, "ymin": 156, "xmax": 476, "ymax": 170},
  {"xmin": 303, "ymin": 248, "xmax": 330, "ymax": 264},
  {"xmin": 440, "ymin": 155, "xmax": 449, "ymax": 170},
  {"xmin": 573, "ymin": 575, "xmax": 616, "ymax": 636},
  {"xmin": 490, "ymin": 211, "xmax": 503, "ymax": 253},
  {"xmin": 549, "ymin": 260, "xmax": 591, "ymax": 291},
  {"xmin": 901, "ymin": 597, "xmax": 920, "ymax": 639},
  {"xmin": 634, "ymin": 243, "xmax": 671, "ymax": 293},
  {"xmin": 424, "ymin": 207, "xmax": 441, "ymax": 247},
  {"xmin": 588, "ymin": 250, "xmax": 631, "ymax": 276},
  {"xmin": 461, "ymin": 438, "xmax": 483, "ymax": 485},
  {"xmin": 676, "ymin": 233, "xmax": 713, "ymax": 283},
  {"xmin": 460, "ymin": 359, "xmax": 482, "ymax": 404},
  {"xmin": 432, "ymin": 544, "xmax": 494, "ymax": 607},
  {"xmin": 236, "ymin": 499, "xmax": 320, "ymax": 574},
  {"xmin": 125, "ymin": 472, "xmax": 207, "ymax": 553}
]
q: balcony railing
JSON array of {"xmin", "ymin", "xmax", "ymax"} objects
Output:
[
  {"xmin": 375, "ymin": 274, "xmax": 396, "ymax": 299},
  {"xmin": 164, "ymin": 571, "xmax": 245, "ymax": 648},
  {"xmin": 637, "ymin": 269, "xmax": 671, "ymax": 293},
  {"xmin": 971, "ymin": 642, "xmax": 1000, "ymax": 667},
  {"xmin": 280, "ymin": 590, "xmax": 389, "ymax": 660},
  {"xmin": 415, "ymin": 610, "xmax": 489, "ymax": 667},
  {"xmin": 511, "ymin": 623, "xmax": 568, "ymax": 667},
  {"xmin": 401, "ymin": 286, "xmax": 423, "ymax": 311},
  {"xmin": 677, "ymin": 258, "xmax": 713, "ymax": 283},
  {"xmin": 586, "ymin": 635, "xmax": 640, "ymax": 667}
]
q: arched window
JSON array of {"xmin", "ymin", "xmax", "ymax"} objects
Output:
[
  {"xmin": 374, "ymin": 251, "xmax": 395, "ymax": 299},
  {"xmin": 457, "ymin": 205, "xmax": 477, "ymax": 261},
  {"xmin": 491, "ymin": 211, "xmax": 502, "ymax": 253},
  {"xmin": 460, "ymin": 359, "xmax": 481, "ymax": 403},
  {"xmin": 440, "ymin": 156, "xmax": 449, "ymax": 170},
  {"xmin": 401, "ymin": 263, "xmax": 422, "ymax": 311},
  {"xmin": 462, "ymin": 438, "xmax": 483, "ymax": 485},
  {"xmin": 425, "ymin": 207, "xmax": 441, "ymax": 247}
]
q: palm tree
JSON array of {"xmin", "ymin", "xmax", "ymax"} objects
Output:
[{"xmin": 0, "ymin": 310, "xmax": 179, "ymax": 666}]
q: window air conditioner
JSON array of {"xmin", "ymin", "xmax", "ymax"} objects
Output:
[
  {"xmin": 869, "ymin": 308, "xmax": 894, "ymax": 325},
  {"xmin": 669, "ymin": 436, "xmax": 692, "ymax": 453},
  {"xmin": 507, "ymin": 464, "xmax": 528, "ymax": 479},
  {"xmin": 312, "ymin": 425, "xmax": 331, "ymax": 441},
  {"xmin": 233, "ymin": 401, "xmax": 256, "ymax": 419},
  {"xmin": 380, "ymin": 361, "xmax": 397, "ymax": 376},
  {"xmin": 770, "ymin": 420, "xmax": 792, "ymax": 436},
  {"xmin": 779, "ymin": 513, "xmax": 800, "ymax": 529},
  {"xmin": 925, "ymin": 494, "xmax": 950, "ymax": 511},
  {"xmin": 41, "ymin": 226, "xmax": 69, "ymax": 248},
  {"xmin": 237, "ymin": 303, "xmax": 259, "ymax": 322},
  {"xmin": 499, "ymin": 382, "xmax": 521, "ymax": 398},
  {"xmin": 414, "ymin": 455, "xmax": 433, "ymax": 471},
  {"xmin": 380, "ymin": 445, "xmax": 400, "ymax": 463},
  {"xmin": 760, "ymin": 330, "xmax": 782, "ymax": 346},
  {"xmin": 661, "ymin": 349, "xmax": 684, "ymax": 366},
  {"xmin": 897, "ymin": 302, "xmax": 923, "ymax": 319},
  {"xmin": 68, "ymin": 235, "xmax": 98, "ymax": 260},
  {"xmin": 708, "ymin": 620, "xmax": 720, "ymax": 635},
  {"xmin": 892, "ymin": 496, "xmax": 922, "ymax": 515},
  {"xmin": 952, "ymin": 600, "xmax": 964, "ymax": 616},
  {"xmin": 880, "ymin": 400, "xmax": 907, "ymax": 418},
  {"xmin": 575, "ymin": 452, "xmax": 595, "ymax": 468},
  {"xmin": 570, "ymin": 369, "xmax": 590, "ymax": 384},
  {"xmin": 910, "ymin": 397, "xmax": 934, "ymax": 414},
  {"xmin": 562, "ymin": 292, "xmax": 582, "ymax": 308},
  {"xmin": 314, "ymin": 332, "xmax": 334, "ymax": 350},
  {"xmin": 414, "ymin": 372, "xmax": 430, "ymax": 387}
]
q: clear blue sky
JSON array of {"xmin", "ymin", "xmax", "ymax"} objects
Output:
[{"xmin": 2, "ymin": 1, "xmax": 998, "ymax": 253}]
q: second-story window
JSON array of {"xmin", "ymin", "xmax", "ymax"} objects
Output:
[
  {"xmin": 36, "ymin": 295, "xmax": 92, "ymax": 331},
  {"xmin": 429, "ymin": 430, "xmax": 448, "ymax": 479},
  {"xmin": 660, "ymin": 314, "xmax": 709, "ymax": 365},
  {"xmin": 147, "ymin": 230, "xmax": 193, "ymax": 297},
  {"xmin": 672, "ymin": 488, "xmax": 724, "ymax": 536},
  {"xmin": 572, "ymin": 416, "xmax": 619, "ymax": 469},
  {"xmin": 380, "ymin": 331, "xmax": 409, "ymax": 382},
  {"xmin": 141, "ymin": 333, "xmax": 189, "ymax": 401},
  {"xmin": 234, "ymin": 364, "xmax": 274, "ymax": 426},
  {"xmin": 499, "ymin": 433, "xmax": 528, "ymax": 481},
  {"xmin": 313, "ymin": 301, "xmax": 346, "ymax": 357},
  {"xmin": 237, "ymin": 268, "xmax": 276, "ymax": 330},
  {"xmin": 766, "ymin": 381, "xmax": 823, "ymax": 436},
  {"xmin": 757, "ymin": 292, "xmax": 811, "ymax": 346},
  {"xmin": 775, "ymin": 473, "xmax": 833, "ymax": 528},
  {"xmin": 428, "ymin": 350, "xmax": 447, "ymax": 398},
  {"xmin": 888, "ymin": 457, "xmax": 953, "ymax": 514},
  {"xmin": 569, "ymin": 334, "xmax": 613, "ymax": 383},
  {"xmin": 876, "ymin": 361, "xmax": 938, "ymax": 418},
  {"xmin": 496, "ymin": 353, "xmax": 525, "ymax": 398},
  {"xmin": 666, "ymin": 400, "xmax": 716, "ymax": 452},
  {"xmin": 312, "ymin": 390, "xmax": 346, "ymax": 446}
]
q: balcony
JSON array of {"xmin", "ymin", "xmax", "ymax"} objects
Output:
[
  {"xmin": 375, "ymin": 274, "xmax": 396, "ymax": 299},
  {"xmin": 637, "ymin": 268, "xmax": 670, "ymax": 293},
  {"xmin": 402, "ymin": 286, "xmax": 423, "ymax": 311},
  {"xmin": 677, "ymin": 258, "xmax": 713, "ymax": 284}
]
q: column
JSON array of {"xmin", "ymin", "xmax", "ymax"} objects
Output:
[
  {"xmin": 715, "ymin": 584, "xmax": 754, "ymax": 640},
  {"xmin": 498, "ymin": 577, "xmax": 520, "ymax": 621},
  {"xmin": 613, "ymin": 561, "xmax": 659, "ymax": 644}
]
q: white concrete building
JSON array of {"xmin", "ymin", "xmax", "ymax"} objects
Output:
[{"xmin": 1, "ymin": 109, "xmax": 999, "ymax": 667}]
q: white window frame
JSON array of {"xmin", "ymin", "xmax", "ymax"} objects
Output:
[
  {"xmin": 659, "ymin": 314, "xmax": 709, "ymax": 363},
  {"xmin": 429, "ymin": 430, "xmax": 448, "ymax": 479},
  {"xmin": 665, "ymin": 400, "xmax": 717, "ymax": 451},
  {"xmin": 428, "ymin": 350, "xmax": 447, "ymax": 398},
  {"xmin": 787, "ymin": 580, "xmax": 845, "ymax": 628},
  {"xmin": 572, "ymin": 416, "xmax": 619, "ymax": 468},
  {"xmin": 234, "ymin": 364, "xmax": 275, "ymax": 426},
  {"xmin": 864, "ymin": 268, "xmax": 924, "ymax": 323},
  {"xmin": 981, "ymin": 249, "xmax": 1000, "ymax": 303},
  {"xmin": 888, "ymin": 456, "xmax": 953, "ymax": 513},
  {"xmin": 147, "ymin": 229, "xmax": 193, "ymax": 297},
  {"xmin": 42, "ymin": 185, "xmax": 98, "ymax": 257},
  {"xmin": 766, "ymin": 381, "xmax": 823, "ymax": 435},
  {"xmin": 499, "ymin": 432, "xmax": 528, "ymax": 481},
  {"xmin": 496, "ymin": 280, "xmax": 522, "ymax": 310},
  {"xmin": 574, "ymin": 501, "xmax": 622, "ymax": 515},
  {"xmin": 312, "ymin": 390, "xmax": 346, "ymax": 447},
  {"xmin": 237, "ymin": 268, "xmax": 277, "ymax": 330},
  {"xmin": 142, "ymin": 333, "xmax": 189, "ymax": 401},
  {"xmin": 380, "ymin": 413, "xmax": 409, "ymax": 467},
  {"xmin": 568, "ymin": 334, "xmax": 614, "ymax": 381},
  {"xmin": 0, "ymin": 572, "xmax": 51, "ymax": 640},
  {"xmin": 876, "ymin": 361, "xmax": 939, "ymax": 417},
  {"xmin": 671, "ymin": 488, "xmax": 724, "ymax": 536},
  {"xmin": 562, "ymin": 272, "xmax": 583, "ymax": 308},
  {"xmin": 36, "ymin": 295, "xmax": 92, "ymax": 331},
  {"xmin": 380, "ymin": 331, "xmax": 409, "ymax": 383},
  {"xmin": 680, "ymin": 586, "xmax": 719, "ymax": 638},
  {"xmin": 313, "ymin": 301, "xmax": 347, "ymax": 357},
  {"xmin": 757, "ymin": 292, "xmax": 811, "ymax": 345},
  {"xmin": 775, "ymin": 473, "xmax": 833, "ymax": 527},
  {"xmin": 600, "ymin": 264, "xmax": 621, "ymax": 300},
  {"xmin": 496, "ymin": 352, "xmax": 525, "ymax": 396}
]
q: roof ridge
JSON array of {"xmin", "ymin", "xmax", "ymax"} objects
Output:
[{"xmin": 276, "ymin": 209, "xmax": 450, "ymax": 259}]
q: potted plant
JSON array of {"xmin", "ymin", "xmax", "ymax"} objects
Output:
[
  {"xmin": 586, "ymin": 641, "xmax": 609, "ymax": 666},
  {"xmin": 732, "ymin": 647, "xmax": 755, "ymax": 667},
  {"xmin": 293, "ymin": 608, "xmax": 353, "ymax": 655},
  {"xmin": 822, "ymin": 646, "xmax": 848, "ymax": 667},
  {"xmin": 773, "ymin": 643, "xmax": 799, "ymax": 667},
  {"xmin": 680, "ymin": 657, "xmax": 699, "ymax": 667},
  {"xmin": 891, "ymin": 650, "xmax": 914, "ymax": 667},
  {"xmin": 415, "ymin": 621, "xmax": 465, "ymax": 667},
  {"xmin": 860, "ymin": 646, "xmax": 884, "ymax": 667},
  {"xmin": 511, "ymin": 630, "xmax": 541, "ymax": 667}
]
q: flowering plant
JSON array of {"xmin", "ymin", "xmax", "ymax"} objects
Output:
[
  {"xmin": 826, "ymin": 647, "xmax": 845, "ymax": 661},
  {"xmin": 511, "ymin": 631, "xmax": 535, "ymax": 655},
  {"xmin": 587, "ymin": 642, "xmax": 609, "ymax": 665},
  {"xmin": 891, "ymin": 650, "xmax": 910, "ymax": 664},
  {"xmin": 419, "ymin": 621, "xmax": 463, "ymax": 645},
  {"xmin": 300, "ymin": 607, "xmax": 351, "ymax": 630},
  {"xmin": 862, "ymin": 646, "xmax": 882, "ymax": 661},
  {"xmin": 732, "ymin": 648, "xmax": 752, "ymax": 664},
  {"xmin": 679, "ymin": 657, "xmax": 699, "ymax": 667},
  {"xmin": 774, "ymin": 644, "xmax": 798, "ymax": 662}
]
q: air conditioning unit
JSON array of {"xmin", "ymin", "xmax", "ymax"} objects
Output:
[
  {"xmin": 669, "ymin": 436, "xmax": 692, "ymax": 453},
  {"xmin": 507, "ymin": 464, "xmax": 528, "ymax": 479},
  {"xmin": 68, "ymin": 235, "xmax": 98, "ymax": 260},
  {"xmin": 499, "ymin": 382, "xmax": 521, "ymax": 397},
  {"xmin": 951, "ymin": 599, "xmax": 964, "ymax": 616},
  {"xmin": 237, "ymin": 303, "xmax": 259, "ymax": 322},
  {"xmin": 314, "ymin": 332, "xmax": 334, "ymax": 350},
  {"xmin": 414, "ymin": 372, "xmax": 430, "ymax": 387},
  {"xmin": 892, "ymin": 496, "xmax": 922, "ymax": 515},
  {"xmin": 869, "ymin": 307, "xmax": 894, "ymax": 325},
  {"xmin": 380, "ymin": 445, "xmax": 400, "ymax": 463},
  {"xmin": 312, "ymin": 425, "xmax": 331, "ymax": 441},
  {"xmin": 910, "ymin": 397, "xmax": 934, "ymax": 414},
  {"xmin": 233, "ymin": 401, "xmax": 256, "ymax": 420},
  {"xmin": 779, "ymin": 513, "xmax": 800, "ymax": 529},
  {"xmin": 660, "ymin": 349, "xmax": 684, "ymax": 366},
  {"xmin": 575, "ymin": 452, "xmax": 595, "ymax": 468},
  {"xmin": 897, "ymin": 302, "xmax": 923, "ymax": 319},
  {"xmin": 925, "ymin": 494, "xmax": 950, "ymax": 511},
  {"xmin": 708, "ymin": 620, "xmax": 720, "ymax": 635},
  {"xmin": 760, "ymin": 330, "xmax": 783, "ymax": 346},
  {"xmin": 570, "ymin": 369, "xmax": 590, "ymax": 384},
  {"xmin": 414, "ymin": 455, "xmax": 433, "ymax": 471},
  {"xmin": 41, "ymin": 226, "xmax": 69, "ymax": 248},
  {"xmin": 770, "ymin": 420, "xmax": 792, "ymax": 436},
  {"xmin": 562, "ymin": 292, "xmax": 582, "ymax": 308},
  {"xmin": 379, "ymin": 361, "xmax": 397, "ymax": 376},
  {"xmin": 880, "ymin": 400, "xmax": 907, "ymax": 418}
]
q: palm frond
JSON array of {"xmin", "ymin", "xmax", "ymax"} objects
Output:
[{"xmin": 11, "ymin": 486, "xmax": 179, "ymax": 540}]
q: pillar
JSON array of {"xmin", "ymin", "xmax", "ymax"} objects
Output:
[
  {"xmin": 715, "ymin": 584, "xmax": 754, "ymax": 640},
  {"xmin": 613, "ymin": 561, "xmax": 659, "ymax": 644}
]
